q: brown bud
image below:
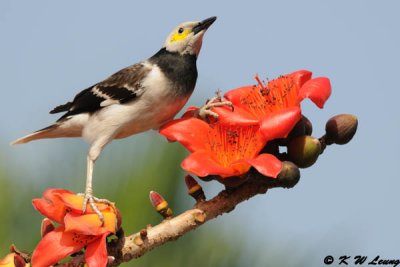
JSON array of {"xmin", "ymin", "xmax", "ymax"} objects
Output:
[
  {"xmin": 149, "ymin": 191, "xmax": 173, "ymax": 219},
  {"xmin": 302, "ymin": 115, "xmax": 313, "ymax": 136},
  {"xmin": 140, "ymin": 229, "xmax": 148, "ymax": 240},
  {"xmin": 9, "ymin": 245, "xmax": 30, "ymax": 265},
  {"xmin": 13, "ymin": 254, "xmax": 27, "ymax": 267},
  {"xmin": 184, "ymin": 175, "xmax": 206, "ymax": 201},
  {"xmin": 277, "ymin": 161, "xmax": 301, "ymax": 188},
  {"xmin": 287, "ymin": 118, "xmax": 306, "ymax": 139},
  {"xmin": 276, "ymin": 116, "xmax": 313, "ymax": 146},
  {"xmin": 40, "ymin": 218, "xmax": 55, "ymax": 238},
  {"xmin": 287, "ymin": 135, "xmax": 321, "ymax": 168},
  {"xmin": 325, "ymin": 114, "xmax": 358, "ymax": 145}
]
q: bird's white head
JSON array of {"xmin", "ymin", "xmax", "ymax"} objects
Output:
[{"xmin": 163, "ymin": 16, "xmax": 217, "ymax": 57}]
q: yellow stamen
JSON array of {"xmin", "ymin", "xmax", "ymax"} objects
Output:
[
  {"xmin": 240, "ymin": 74, "xmax": 300, "ymax": 117},
  {"xmin": 205, "ymin": 124, "xmax": 262, "ymax": 167}
]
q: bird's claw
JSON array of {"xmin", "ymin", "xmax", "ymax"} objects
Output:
[
  {"xmin": 197, "ymin": 92, "xmax": 234, "ymax": 121},
  {"xmin": 79, "ymin": 192, "xmax": 115, "ymax": 225}
]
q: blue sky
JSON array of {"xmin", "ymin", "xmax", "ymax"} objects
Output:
[{"xmin": 1, "ymin": 0, "xmax": 399, "ymax": 264}]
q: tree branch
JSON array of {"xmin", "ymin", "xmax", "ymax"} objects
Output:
[
  {"xmin": 51, "ymin": 164, "xmax": 298, "ymax": 267},
  {"xmin": 107, "ymin": 169, "xmax": 295, "ymax": 266}
]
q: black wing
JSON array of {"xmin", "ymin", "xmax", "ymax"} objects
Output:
[{"xmin": 50, "ymin": 63, "xmax": 151, "ymax": 121}]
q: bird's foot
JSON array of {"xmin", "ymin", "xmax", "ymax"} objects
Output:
[
  {"xmin": 79, "ymin": 192, "xmax": 115, "ymax": 224},
  {"xmin": 196, "ymin": 91, "xmax": 234, "ymax": 121}
]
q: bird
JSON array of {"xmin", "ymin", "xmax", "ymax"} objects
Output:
[{"xmin": 12, "ymin": 16, "xmax": 217, "ymax": 221}]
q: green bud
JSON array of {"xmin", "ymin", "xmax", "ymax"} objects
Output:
[
  {"xmin": 287, "ymin": 135, "xmax": 321, "ymax": 168},
  {"xmin": 277, "ymin": 161, "xmax": 300, "ymax": 188},
  {"xmin": 325, "ymin": 114, "xmax": 358, "ymax": 145}
]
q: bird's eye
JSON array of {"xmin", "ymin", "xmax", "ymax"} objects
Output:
[{"xmin": 178, "ymin": 27, "xmax": 184, "ymax": 34}]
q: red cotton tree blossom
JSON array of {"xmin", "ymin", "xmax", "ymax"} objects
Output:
[
  {"xmin": 220, "ymin": 70, "xmax": 331, "ymax": 139},
  {"xmin": 160, "ymin": 114, "xmax": 282, "ymax": 179},
  {"xmin": 160, "ymin": 70, "xmax": 331, "ymax": 183},
  {"xmin": 31, "ymin": 188, "xmax": 120, "ymax": 267}
]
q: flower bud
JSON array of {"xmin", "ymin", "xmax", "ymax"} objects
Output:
[
  {"xmin": 149, "ymin": 191, "xmax": 173, "ymax": 219},
  {"xmin": 276, "ymin": 116, "xmax": 313, "ymax": 146},
  {"xmin": 302, "ymin": 115, "xmax": 313, "ymax": 136},
  {"xmin": 288, "ymin": 118, "xmax": 306, "ymax": 139},
  {"xmin": 325, "ymin": 114, "xmax": 358, "ymax": 145},
  {"xmin": 8, "ymin": 245, "xmax": 29, "ymax": 267},
  {"xmin": 13, "ymin": 254, "xmax": 26, "ymax": 267},
  {"xmin": 184, "ymin": 175, "xmax": 206, "ymax": 202},
  {"xmin": 287, "ymin": 135, "xmax": 321, "ymax": 168},
  {"xmin": 277, "ymin": 161, "xmax": 301, "ymax": 188},
  {"xmin": 40, "ymin": 218, "xmax": 55, "ymax": 238}
]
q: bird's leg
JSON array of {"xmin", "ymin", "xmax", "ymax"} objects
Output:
[
  {"xmin": 81, "ymin": 141, "xmax": 115, "ymax": 224},
  {"xmin": 196, "ymin": 90, "xmax": 234, "ymax": 120},
  {"xmin": 82, "ymin": 156, "xmax": 104, "ymax": 222}
]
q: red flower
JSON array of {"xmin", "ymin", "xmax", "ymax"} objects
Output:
[
  {"xmin": 220, "ymin": 70, "xmax": 331, "ymax": 139},
  {"xmin": 31, "ymin": 189, "xmax": 120, "ymax": 267},
  {"xmin": 160, "ymin": 70, "xmax": 331, "ymax": 181},
  {"xmin": 160, "ymin": 109, "xmax": 282, "ymax": 179}
]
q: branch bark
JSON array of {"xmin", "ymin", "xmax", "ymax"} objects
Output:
[{"xmin": 106, "ymin": 168, "xmax": 297, "ymax": 266}]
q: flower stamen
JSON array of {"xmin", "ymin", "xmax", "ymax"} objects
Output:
[{"xmin": 205, "ymin": 124, "xmax": 262, "ymax": 167}]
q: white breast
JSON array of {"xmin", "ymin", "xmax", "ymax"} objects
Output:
[{"xmin": 81, "ymin": 64, "xmax": 191, "ymax": 143}]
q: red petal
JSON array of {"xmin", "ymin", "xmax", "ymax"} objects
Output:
[
  {"xmin": 59, "ymin": 193, "xmax": 112, "ymax": 214},
  {"xmin": 64, "ymin": 212, "xmax": 117, "ymax": 235},
  {"xmin": 298, "ymin": 77, "xmax": 331, "ymax": 108},
  {"xmin": 43, "ymin": 188, "xmax": 75, "ymax": 197},
  {"xmin": 247, "ymin": 153, "xmax": 283, "ymax": 178},
  {"xmin": 260, "ymin": 107, "xmax": 302, "ymax": 140},
  {"xmin": 32, "ymin": 198, "xmax": 64, "ymax": 225},
  {"xmin": 212, "ymin": 106, "xmax": 259, "ymax": 126},
  {"xmin": 159, "ymin": 118, "xmax": 210, "ymax": 152},
  {"xmin": 85, "ymin": 233, "xmax": 109, "ymax": 267},
  {"xmin": 228, "ymin": 160, "xmax": 252, "ymax": 176},
  {"xmin": 32, "ymin": 188, "xmax": 73, "ymax": 224},
  {"xmin": 31, "ymin": 226, "xmax": 85, "ymax": 267},
  {"xmin": 56, "ymin": 192, "xmax": 84, "ymax": 212},
  {"xmin": 224, "ymin": 86, "xmax": 255, "ymax": 107},
  {"xmin": 181, "ymin": 106, "xmax": 199, "ymax": 118},
  {"xmin": 182, "ymin": 151, "xmax": 245, "ymax": 177},
  {"xmin": 288, "ymin": 70, "xmax": 313, "ymax": 89}
]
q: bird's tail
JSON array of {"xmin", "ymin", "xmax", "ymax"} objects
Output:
[{"xmin": 10, "ymin": 124, "xmax": 79, "ymax": 145}]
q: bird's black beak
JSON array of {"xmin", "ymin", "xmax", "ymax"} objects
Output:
[{"xmin": 193, "ymin": 16, "xmax": 217, "ymax": 35}]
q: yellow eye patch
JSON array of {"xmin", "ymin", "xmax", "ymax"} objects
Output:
[{"xmin": 170, "ymin": 29, "xmax": 191, "ymax": 42}]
